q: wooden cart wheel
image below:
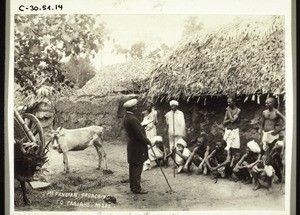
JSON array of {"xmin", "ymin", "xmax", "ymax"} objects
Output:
[{"xmin": 22, "ymin": 113, "xmax": 45, "ymax": 147}]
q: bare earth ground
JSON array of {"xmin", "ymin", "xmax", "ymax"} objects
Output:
[{"xmin": 14, "ymin": 140, "xmax": 285, "ymax": 212}]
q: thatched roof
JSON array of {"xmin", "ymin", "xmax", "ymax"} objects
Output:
[
  {"xmin": 78, "ymin": 59, "xmax": 153, "ymax": 96},
  {"xmin": 146, "ymin": 16, "xmax": 285, "ymax": 101}
]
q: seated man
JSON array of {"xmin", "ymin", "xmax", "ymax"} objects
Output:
[
  {"xmin": 228, "ymin": 150, "xmax": 243, "ymax": 182},
  {"xmin": 183, "ymin": 133, "xmax": 210, "ymax": 174},
  {"xmin": 143, "ymin": 136, "xmax": 167, "ymax": 171},
  {"xmin": 172, "ymin": 138, "xmax": 191, "ymax": 173},
  {"xmin": 205, "ymin": 140, "xmax": 231, "ymax": 179},
  {"xmin": 251, "ymin": 155, "xmax": 275, "ymax": 192},
  {"xmin": 269, "ymin": 133, "xmax": 285, "ymax": 183},
  {"xmin": 233, "ymin": 140, "xmax": 261, "ymax": 184}
]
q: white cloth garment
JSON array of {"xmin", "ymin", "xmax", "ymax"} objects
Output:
[
  {"xmin": 247, "ymin": 140, "xmax": 261, "ymax": 153},
  {"xmin": 165, "ymin": 110, "xmax": 186, "ymax": 149},
  {"xmin": 143, "ymin": 109, "xmax": 158, "ymax": 141},
  {"xmin": 262, "ymin": 130, "xmax": 279, "ymax": 151},
  {"xmin": 175, "ymin": 148, "xmax": 191, "ymax": 165},
  {"xmin": 143, "ymin": 136, "xmax": 164, "ymax": 171},
  {"xmin": 223, "ymin": 128, "xmax": 240, "ymax": 150}
]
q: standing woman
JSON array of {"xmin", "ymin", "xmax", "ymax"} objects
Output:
[{"xmin": 141, "ymin": 101, "xmax": 158, "ymax": 141}]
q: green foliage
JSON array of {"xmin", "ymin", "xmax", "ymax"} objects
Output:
[
  {"xmin": 14, "ymin": 14, "xmax": 107, "ymax": 96},
  {"xmin": 64, "ymin": 55, "xmax": 96, "ymax": 88}
]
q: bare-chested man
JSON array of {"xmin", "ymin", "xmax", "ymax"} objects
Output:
[
  {"xmin": 223, "ymin": 96, "xmax": 241, "ymax": 152},
  {"xmin": 260, "ymin": 97, "xmax": 285, "ymax": 154}
]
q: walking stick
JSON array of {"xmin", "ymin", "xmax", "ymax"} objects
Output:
[
  {"xmin": 172, "ymin": 111, "xmax": 176, "ymax": 178},
  {"xmin": 149, "ymin": 144, "xmax": 174, "ymax": 193}
]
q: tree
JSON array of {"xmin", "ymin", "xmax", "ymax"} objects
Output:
[
  {"xmin": 182, "ymin": 16, "xmax": 204, "ymax": 38},
  {"xmin": 112, "ymin": 41, "xmax": 170, "ymax": 62},
  {"xmin": 147, "ymin": 43, "xmax": 171, "ymax": 62},
  {"xmin": 129, "ymin": 42, "xmax": 146, "ymax": 59},
  {"xmin": 112, "ymin": 44, "xmax": 130, "ymax": 62},
  {"xmin": 112, "ymin": 42, "xmax": 146, "ymax": 61},
  {"xmin": 14, "ymin": 14, "xmax": 107, "ymax": 97},
  {"xmin": 64, "ymin": 55, "xmax": 96, "ymax": 88}
]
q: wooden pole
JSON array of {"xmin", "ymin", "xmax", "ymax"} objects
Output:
[
  {"xmin": 14, "ymin": 108, "xmax": 37, "ymax": 143},
  {"xmin": 173, "ymin": 111, "xmax": 176, "ymax": 178},
  {"xmin": 149, "ymin": 144, "xmax": 173, "ymax": 192}
]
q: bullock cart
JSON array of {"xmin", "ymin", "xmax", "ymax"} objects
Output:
[
  {"xmin": 14, "ymin": 107, "xmax": 49, "ymax": 205},
  {"xmin": 14, "ymin": 107, "xmax": 45, "ymax": 147}
]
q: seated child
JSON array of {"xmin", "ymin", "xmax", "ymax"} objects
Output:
[
  {"xmin": 143, "ymin": 136, "xmax": 167, "ymax": 171},
  {"xmin": 233, "ymin": 140, "xmax": 261, "ymax": 184},
  {"xmin": 172, "ymin": 138, "xmax": 191, "ymax": 173},
  {"xmin": 183, "ymin": 133, "xmax": 210, "ymax": 174},
  {"xmin": 205, "ymin": 140, "xmax": 231, "ymax": 179},
  {"xmin": 251, "ymin": 155, "xmax": 275, "ymax": 192}
]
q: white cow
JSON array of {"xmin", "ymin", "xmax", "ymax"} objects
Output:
[{"xmin": 51, "ymin": 126, "xmax": 106, "ymax": 173}]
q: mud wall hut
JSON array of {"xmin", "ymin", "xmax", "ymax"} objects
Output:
[
  {"xmin": 146, "ymin": 16, "xmax": 285, "ymax": 150},
  {"xmin": 55, "ymin": 59, "xmax": 153, "ymax": 140}
]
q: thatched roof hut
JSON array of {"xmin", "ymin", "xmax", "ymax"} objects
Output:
[
  {"xmin": 78, "ymin": 59, "xmax": 153, "ymax": 96},
  {"xmin": 146, "ymin": 16, "xmax": 285, "ymax": 101}
]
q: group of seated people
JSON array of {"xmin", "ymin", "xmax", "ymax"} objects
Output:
[{"xmin": 143, "ymin": 132, "xmax": 285, "ymax": 192}]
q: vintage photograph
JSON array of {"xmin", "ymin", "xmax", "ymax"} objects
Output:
[{"xmin": 12, "ymin": 13, "xmax": 287, "ymax": 212}]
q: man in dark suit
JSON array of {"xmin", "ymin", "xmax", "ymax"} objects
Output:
[{"xmin": 123, "ymin": 98, "xmax": 151, "ymax": 194}]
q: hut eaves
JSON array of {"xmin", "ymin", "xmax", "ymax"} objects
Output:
[{"xmin": 146, "ymin": 16, "xmax": 285, "ymax": 101}]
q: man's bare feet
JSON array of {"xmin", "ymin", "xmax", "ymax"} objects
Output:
[
  {"xmin": 253, "ymin": 184, "xmax": 261, "ymax": 191},
  {"xmin": 243, "ymin": 178, "xmax": 252, "ymax": 184},
  {"xmin": 183, "ymin": 166, "xmax": 188, "ymax": 172},
  {"xmin": 203, "ymin": 166, "xmax": 208, "ymax": 175}
]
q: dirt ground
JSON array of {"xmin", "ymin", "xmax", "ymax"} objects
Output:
[{"xmin": 14, "ymin": 140, "xmax": 285, "ymax": 212}]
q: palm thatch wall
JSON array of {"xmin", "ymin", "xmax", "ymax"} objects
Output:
[
  {"xmin": 78, "ymin": 59, "xmax": 153, "ymax": 96},
  {"xmin": 146, "ymin": 16, "xmax": 285, "ymax": 101}
]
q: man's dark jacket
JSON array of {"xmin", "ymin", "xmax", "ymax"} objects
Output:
[{"xmin": 123, "ymin": 111, "xmax": 150, "ymax": 165}]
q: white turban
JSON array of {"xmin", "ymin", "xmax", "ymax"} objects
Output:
[
  {"xmin": 123, "ymin": 99, "xmax": 137, "ymax": 108},
  {"xmin": 247, "ymin": 140, "xmax": 261, "ymax": 153},
  {"xmin": 276, "ymin": 140, "xmax": 284, "ymax": 147},
  {"xmin": 176, "ymin": 138, "xmax": 187, "ymax": 148},
  {"xmin": 169, "ymin": 100, "xmax": 179, "ymax": 106},
  {"xmin": 264, "ymin": 165, "xmax": 274, "ymax": 177},
  {"xmin": 151, "ymin": 136, "xmax": 163, "ymax": 145}
]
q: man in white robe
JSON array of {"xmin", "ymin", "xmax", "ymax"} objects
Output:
[{"xmin": 165, "ymin": 100, "xmax": 186, "ymax": 151}]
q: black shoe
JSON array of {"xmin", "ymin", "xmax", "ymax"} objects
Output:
[
  {"xmin": 121, "ymin": 179, "xmax": 130, "ymax": 183},
  {"xmin": 132, "ymin": 189, "xmax": 148, "ymax": 194}
]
